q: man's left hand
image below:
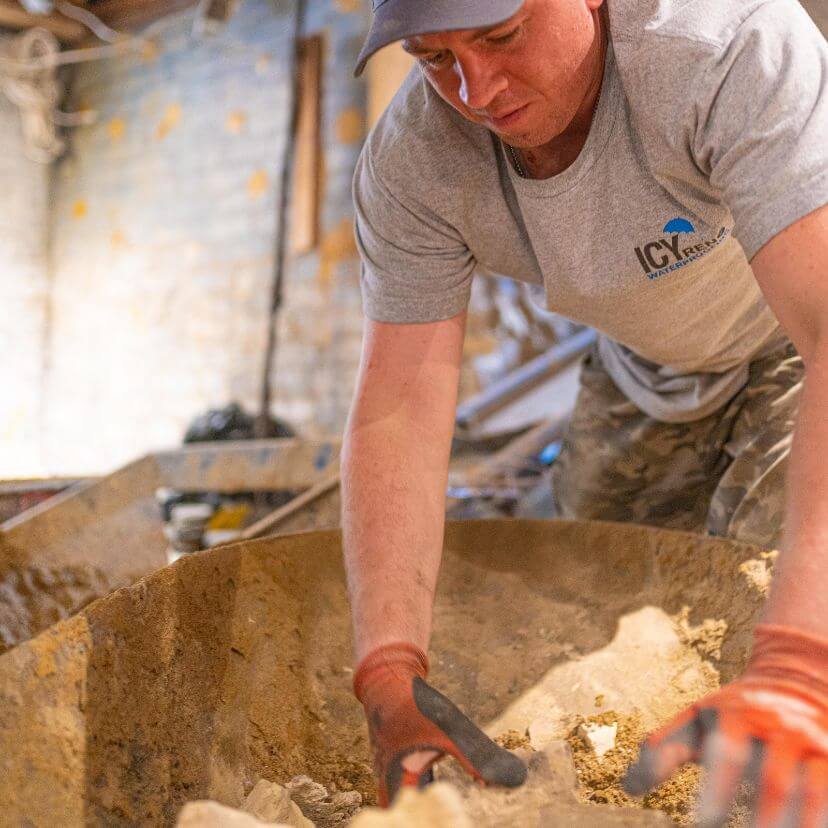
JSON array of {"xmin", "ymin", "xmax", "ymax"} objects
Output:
[{"xmin": 624, "ymin": 624, "xmax": 828, "ymax": 827}]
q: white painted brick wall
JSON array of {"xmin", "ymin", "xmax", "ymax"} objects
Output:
[
  {"xmin": 0, "ymin": 50, "xmax": 51, "ymax": 478},
  {"xmin": 42, "ymin": 0, "xmax": 368, "ymax": 475}
]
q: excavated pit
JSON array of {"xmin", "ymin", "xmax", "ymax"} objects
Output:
[{"xmin": 0, "ymin": 520, "xmax": 772, "ymax": 826}]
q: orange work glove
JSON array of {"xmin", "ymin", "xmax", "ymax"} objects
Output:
[
  {"xmin": 353, "ymin": 642, "xmax": 527, "ymax": 806},
  {"xmin": 624, "ymin": 624, "xmax": 828, "ymax": 827}
]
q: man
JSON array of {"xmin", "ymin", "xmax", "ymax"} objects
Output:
[{"xmin": 342, "ymin": 0, "xmax": 828, "ymax": 823}]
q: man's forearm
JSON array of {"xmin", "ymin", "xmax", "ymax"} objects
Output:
[
  {"xmin": 342, "ymin": 411, "xmax": 454, "ymax": 664},
  {"xmin": 764, "ymin": 346, "xmax": 828, "ymax": 635}
]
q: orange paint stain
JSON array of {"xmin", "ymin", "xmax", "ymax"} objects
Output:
[
  {"xmin": 318, "ymin": 217, "xmax": 358, "ymax": 292},
  {"xmin": 155, "ymin": 103, "xmax": 182, "ymax": 141},
  {"xmin": 141, "ymin": 38, "xmax": 160, "ymax": 62},
  {"xmin": 108, "ymin": 117, "xmax": 126, "ymax": 142},
  {"xmin": 247, "ymin": 169, "xmax": 269, "ymax": 197},
  {"xmin": 71, "ymin": 200, "xmax": 88, "ymax": 219},
  {"xmin": 225, "ymin": 110, "xmax": 247, "ymax": 134}
]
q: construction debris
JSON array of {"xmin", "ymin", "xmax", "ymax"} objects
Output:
[
  {"xmin": 285, "ymin": 776, "xmax": 362, "ymax": 827},
  {"xmin": 242, "ymin": 780, "xmax": 315, "ymax": 827},
  {"xmin": 567, "ymin": 712, "xmax": 702, "ymax": 825}
]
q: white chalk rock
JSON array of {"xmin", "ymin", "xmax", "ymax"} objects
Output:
[
  {"xmin": 526, "ymin": 709, "xmax": 562, "ymax": 749},
  {"xmin": 348, "ymin": 783, "xmax": 470, "ymax": 828},
  {"xmin": 578, "ymin": 722, "xmax": 617, "ymax": 758},
  {"xmin": 242, "ymin": 780, "xmax": 314, "ymax": 827},
  {"xmin": 176, "ymin": 800, "xmax": 292, "ymax": 827}
]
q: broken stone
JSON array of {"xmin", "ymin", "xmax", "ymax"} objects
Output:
[
  {"xmin": 285, "ymin": 775, "xmax": 362, "ymax": 827},
  {"xmin": 526, "ymin": 709, "xmax": 563, "ymax": 749},
  {"xmin": 738, "ymin": 550, "xmax": 778, "ymax": 596},
  {"xmin": 242, "ymin": 779, "xmax": 314, "ymax": 827},
  {"xmin": 578, "ymin": 721, "xmax": 618, "ymax": 758}
]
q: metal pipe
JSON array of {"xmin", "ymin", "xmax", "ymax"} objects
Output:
[{"xmin": 455, "ymin": 327, "xmax": 596, "ymax": 431}]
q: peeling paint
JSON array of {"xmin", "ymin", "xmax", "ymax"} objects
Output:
[
  {"xmin": 108, "ymin": 117, "xmax": 125, "ymax": 142},
  {"xmin": 225, "ymin": 110, "xmax": 247, "ymax": 134},
  {"xmin": 335, "ymin": 107, "xmax": 364, "ymax": 144},
  {"xmin": 155, "ymin": 104, "xmax": 182, "ymax": 141},
  {"xmin": 71, "ymin": 200, "xmax": 87, "ymax": 219},
  {"xmin": 247, "ymin": 169, "xmax": 269, "ymax": 198},
  {"xmin": 318, "ymin": 217, "xmax": 357, "ymax": 291}
]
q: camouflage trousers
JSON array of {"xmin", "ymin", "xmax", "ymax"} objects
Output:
[{"xmin": 550, "ymin": 342, "xmax": 804, "ymax": 549}]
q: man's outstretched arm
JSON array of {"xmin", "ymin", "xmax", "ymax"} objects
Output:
[
  {"xmin": 751, "ymin": 202, "xmax": 828, "ymax": 636},
  {"xmin": 341, "ymin": 309, "xmax": 527, "ymax": 806},
  {"xmin": 626, "ymin": 203, "xmax": 828, "ymax": 825},
  {"xmin": 342, "ymin": 311, "xmax": 466, "ymax": 662}
]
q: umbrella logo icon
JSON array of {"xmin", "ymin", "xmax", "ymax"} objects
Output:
[{"xmin": 663, "ymin": 217, "xmax": 695, "ymax": 234}]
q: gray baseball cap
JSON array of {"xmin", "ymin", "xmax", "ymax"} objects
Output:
[{"xmin": 354, "ymin": 0, "xmax": 524, "ymax": 76}]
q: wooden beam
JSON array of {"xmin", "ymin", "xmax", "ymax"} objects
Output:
[
  {"xmin": 0, "ymin": 0, "xmax": 87, "ymax": 42},
  {"xmin": 91, "ymin": 0, "xmax": 198, "ymax": 30},
  {"xmin": 291, "ymin": 34, "xmax": 323, "ymax": 256},
  {"xmin": 239, "ymin": 472, "xmax": 341, "ymax": 540}
]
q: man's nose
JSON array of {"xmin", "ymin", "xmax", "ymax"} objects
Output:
[{"xmin": 455, "ymin": 55, "xmax": 507, "ymax": 112}]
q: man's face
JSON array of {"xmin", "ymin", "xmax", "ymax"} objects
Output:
[{"xmin": 402, "ymin": 0, "xmax": 605, "ymax": 148}]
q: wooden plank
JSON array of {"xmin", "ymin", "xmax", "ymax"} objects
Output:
[
  {"xmin": 240, "ymin": 471, "xmax": 340, "ymax": 540},
  {"xmin": 291, "ymin": 34, "xmax": 323, "ymax": 255},
  {"xmin": 0, "ymin": 0, "xmax": 87, "ymax": 42},
  {"xmin": 154, "ymin": 438, "xmax": 341, "ymax": 491}
]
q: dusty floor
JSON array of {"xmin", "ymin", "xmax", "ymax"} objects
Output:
[{"xmin": 0, "ymin": 521, "xmax": 772, "ymax": 825}]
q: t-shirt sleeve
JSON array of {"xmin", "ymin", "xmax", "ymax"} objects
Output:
[
  {"xmin": 692, "ymin": 0, "xmax": 828, "ymax": 261},
  {"xmin": 352, "ymin": 136, "xmax": 476, "ymax": 324}
]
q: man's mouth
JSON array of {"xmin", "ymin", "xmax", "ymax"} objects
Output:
[{"xmin": 487, "ymin": 104, "xmax": 529, "ymax": 129}]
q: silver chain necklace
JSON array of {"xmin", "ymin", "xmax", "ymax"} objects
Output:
[{"xmin": 506, "ymin": 142, "xmax": 527, "ymax": 178}]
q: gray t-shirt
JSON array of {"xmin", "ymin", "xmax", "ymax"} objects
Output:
[{"xmin": 353, "ymin": 0, "xmax": 828, "ymax": 422}]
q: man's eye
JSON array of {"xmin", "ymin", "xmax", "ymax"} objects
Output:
[
  {"xmin": 422, "ymin": 51, "xmax": 450, "ymax": 68},
  {"xmin": 487, "ymin": 26, "xmax": 520, "ymax": 45}
]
